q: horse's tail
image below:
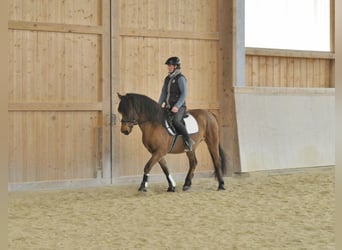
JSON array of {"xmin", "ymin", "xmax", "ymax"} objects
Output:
[
  {"xmin": 210, "ymin": 144, "xmax": 228, "ymax": 178},
  {"xmin": 207, "ymin": 111, "xmax": 227, "ymax": 177},
  {"xmin": 210, "ymin": 112, "xmax": 227, "ymax": 177},
  {"xmin": 219, "ymin": 144, "xmax": 227, "ymax": 176}
]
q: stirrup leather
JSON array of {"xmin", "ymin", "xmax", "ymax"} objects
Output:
[{"xmin": 184, "ymin": 138, "xmax": 194, "ymax": 152}]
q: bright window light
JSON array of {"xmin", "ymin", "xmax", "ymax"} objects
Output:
[{"xmin": 245, "ymin": 0, "xmax": 330, "ymax": 51}]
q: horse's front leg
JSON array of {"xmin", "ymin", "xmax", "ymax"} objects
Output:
[
  {"xmin": 159, "ymin": 157, "xmax": 176, "ymax": 192},
  {"xmin": 138, "ymin": 153, "xmax": 162, "ymax": 192},
  {"xmin": 183, "ymin": 151, "xmax": 198, "ymax": 191}
]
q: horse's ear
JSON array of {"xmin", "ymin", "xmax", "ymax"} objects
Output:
[{"xmin": 117, "ymin": 92, "xmax": 123, "ymax": 99}]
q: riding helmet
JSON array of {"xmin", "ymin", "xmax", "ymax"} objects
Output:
[{"xmin": 165, "ymin": 57, "xmax": 181, "ymax": 66}]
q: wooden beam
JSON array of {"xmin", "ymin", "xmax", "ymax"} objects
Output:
[
  {"xmin": 120, "ymin": 28, "xmax": 219, "ymax": 41},
  {"xmin": 8, "ymin": 20, "xmax": 104, "ymax": 35},
  {"xmin": 246, "ymin": 47, "xmax": 335, "ymax": 59},
  {"xmin": 8, "ymin": 102, "xmax": 103, "ymax": 111},
  {"xmin": 234, "ymin": 86, "xmax": 335, "ymax": 95}
]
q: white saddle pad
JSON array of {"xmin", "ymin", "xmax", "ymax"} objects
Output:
[{"xmin": 165, "ymin": 114, "xmax": 199, "ymax": 136}]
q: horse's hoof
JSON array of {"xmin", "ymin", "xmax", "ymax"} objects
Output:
[
  {"xmin": 183, "ymin": 185, "xmax": 191, "ymax": 191},
  {"xmin": 217, "ymin": 186, "xmax": 225, "ymax": 191},
  {"xmin": 167, "ymin": 187, "xmax": 176, "ymax": 192},
  {"xmin": 138, "ymin": 187, "xmax": 147, "ymax": 192}
]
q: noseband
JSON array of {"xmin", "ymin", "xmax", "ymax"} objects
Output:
[{"xmin": 120, "ymin": 119, "xmax": 138, "ymax": 126}]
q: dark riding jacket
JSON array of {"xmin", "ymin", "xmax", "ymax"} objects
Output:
[{"xmin": 158, "ymin": 71, "xmax": 187, "ymax": 109}]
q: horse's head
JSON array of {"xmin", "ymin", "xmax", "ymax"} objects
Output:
[
  {"xmin": 117, "ymin": 92, "xmax": 165, "ymax": 135},
  {"xmin": 117, "ymin": 93, "xmax": 138, "ymax": 135}
]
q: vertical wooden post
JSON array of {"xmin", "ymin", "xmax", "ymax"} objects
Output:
[
  {"xmin": 111, "ymin": 0, "xmax": 121, "ymax": 181},
  {"xmin": 101, "ymin": 0, "xmax": 112, "ymax": 181},
  {"xmin": 218, "ymin": 0, "xmax": 242, "ymax": 174}
]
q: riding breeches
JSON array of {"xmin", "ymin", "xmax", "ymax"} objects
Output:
[{"xmin": 171, "ymin": 106, "xmax": 189, "ymax": 139}]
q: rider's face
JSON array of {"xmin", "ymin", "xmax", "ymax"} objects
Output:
[{"xmin": 167, "ymin": 64, "xmax": 176, "ymax": 73}]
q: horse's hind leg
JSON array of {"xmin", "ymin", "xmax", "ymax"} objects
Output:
[
  {"xmin": 183, "ymin": 151, "xmax": 198, "ymax": 191},
  {"xmin": 159, "ymin": 157, "xmax": 176, "ymax": 192}
]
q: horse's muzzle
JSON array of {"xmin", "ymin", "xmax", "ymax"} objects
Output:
[
  {"xmin": 120, "ymin": 124, "xmax": 133, "ymax": 135},
  {"xmin": 121, "ymin": 130, "xmax": 130, "ymax": 135}
]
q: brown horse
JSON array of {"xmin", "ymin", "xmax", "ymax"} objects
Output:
[{"xmin": 117, "ymin": 93, "xmax": 227, "ymax": 192}]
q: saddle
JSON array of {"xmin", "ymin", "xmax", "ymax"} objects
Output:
[{"xmin": 164, "ymin": 112, "xmax": 199, "ymax": 136}]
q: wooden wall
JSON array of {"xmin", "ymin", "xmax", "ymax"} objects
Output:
[
  {"xmin": 245, "ymin": 48, "xmax": 335, "ymax": 88},
  {"xmin": 8, "ymin": 0, "xmax": 334, "ymax": 187},
  {"xmin": 112, "ymin": 0, "xmax": 222, "ymax": 178},
  {"xmin": 8, "ymin": 0, "xmax": 111, "ymax": 183},
  {"xmin": 8, "ymin": 0, "xmax": 224, "ymax": 185}
]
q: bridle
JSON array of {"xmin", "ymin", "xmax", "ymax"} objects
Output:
[{"xmin": 120, "ymin": 119, "xmax": 138, "ymax": 127}]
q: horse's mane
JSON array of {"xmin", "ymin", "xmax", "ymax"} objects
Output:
[{"xmin": 119, "ymin": 93, "xmax": 165, "ymax": 124}]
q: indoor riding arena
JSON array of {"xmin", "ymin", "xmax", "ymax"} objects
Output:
[{"xmin": 8, "ymin": 0, "xmax": 335, "ymax": 249}]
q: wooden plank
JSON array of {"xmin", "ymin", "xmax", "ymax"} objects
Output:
[
  {"xmin": 293, "ymin": 58, "xmax": 301, "ymax": 87},
  {"xmin": 258, "ymin": 56, "xmax": 266, "ymax": 86},
  {"xmin": 245, "ymin": 47, "xmax": 335, "ymax": 59},
  {"xmin": 9, "ymin": 111, "xmax": 21, "ymax": 181},
  {"xmin": 279, "ymin": 57, "xmax": 287, "ymax": 87},
  {"xmin": 329, "ymin": 60, "xmax": 334, "ymax": 87},
  {"xmin": 319, "ymin": 59, "xmax": 327, "ymax": 88},
  {"xmin": 287, "ymin": 58, "xmax": 294, "ymax": 87},
  {"xmin": 272, "ymin": 57, "xmax": 280, "ymax": 87},
  {"xmin": 9, "ymin": 102, "xmax": 103, "ymax": 111},
  {"xmin": 251, "ymin": 56, "xmax": 259, "ymax": 86},
  {"xmin": 245, "ymin": 55, "xmax": 253, "ymax": 86},
  {"xmin": 8, "ymin": 20, "xmax": 104, "ymax": 35},
  {"xmin": 313, "ymin": 59, "xmax": 320, "ymax": 87},
  {"xmin": 265, "ymin": 56, "xmax": 274, "ymax": 87},
  {"xmin": 146, "ymin": 0, "xmax": 156, "ymax": 30},
  {"xmin": 299, "ymin": 58, "xmax": 307, "ymax": 88},
  {"xmin": 306, "ymin": 58, "xmax": 314, "ymax": 87},
  {"xmin": 9, "ymin": 0, "xmax": 100, "ymax": 26}
]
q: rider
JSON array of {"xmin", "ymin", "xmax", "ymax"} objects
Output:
[{"xmin": 158, "ymin": 56, "xmax": 194, "ymax": 151}]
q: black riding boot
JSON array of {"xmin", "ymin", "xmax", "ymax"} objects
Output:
[
  {"xmin": 171, "ymin": 106, "xmax": 194, "ymax": 151},
  {"xmin": 173, "ymin": 121, "xmax": 194, "ymax": 151},
  {"xmin": 173, "ymin": 120, "xmax": 194, "ymax": 151},
  {"xmin": 183, "ymin": 136, "xmax": 194, "ymax": 152}
]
